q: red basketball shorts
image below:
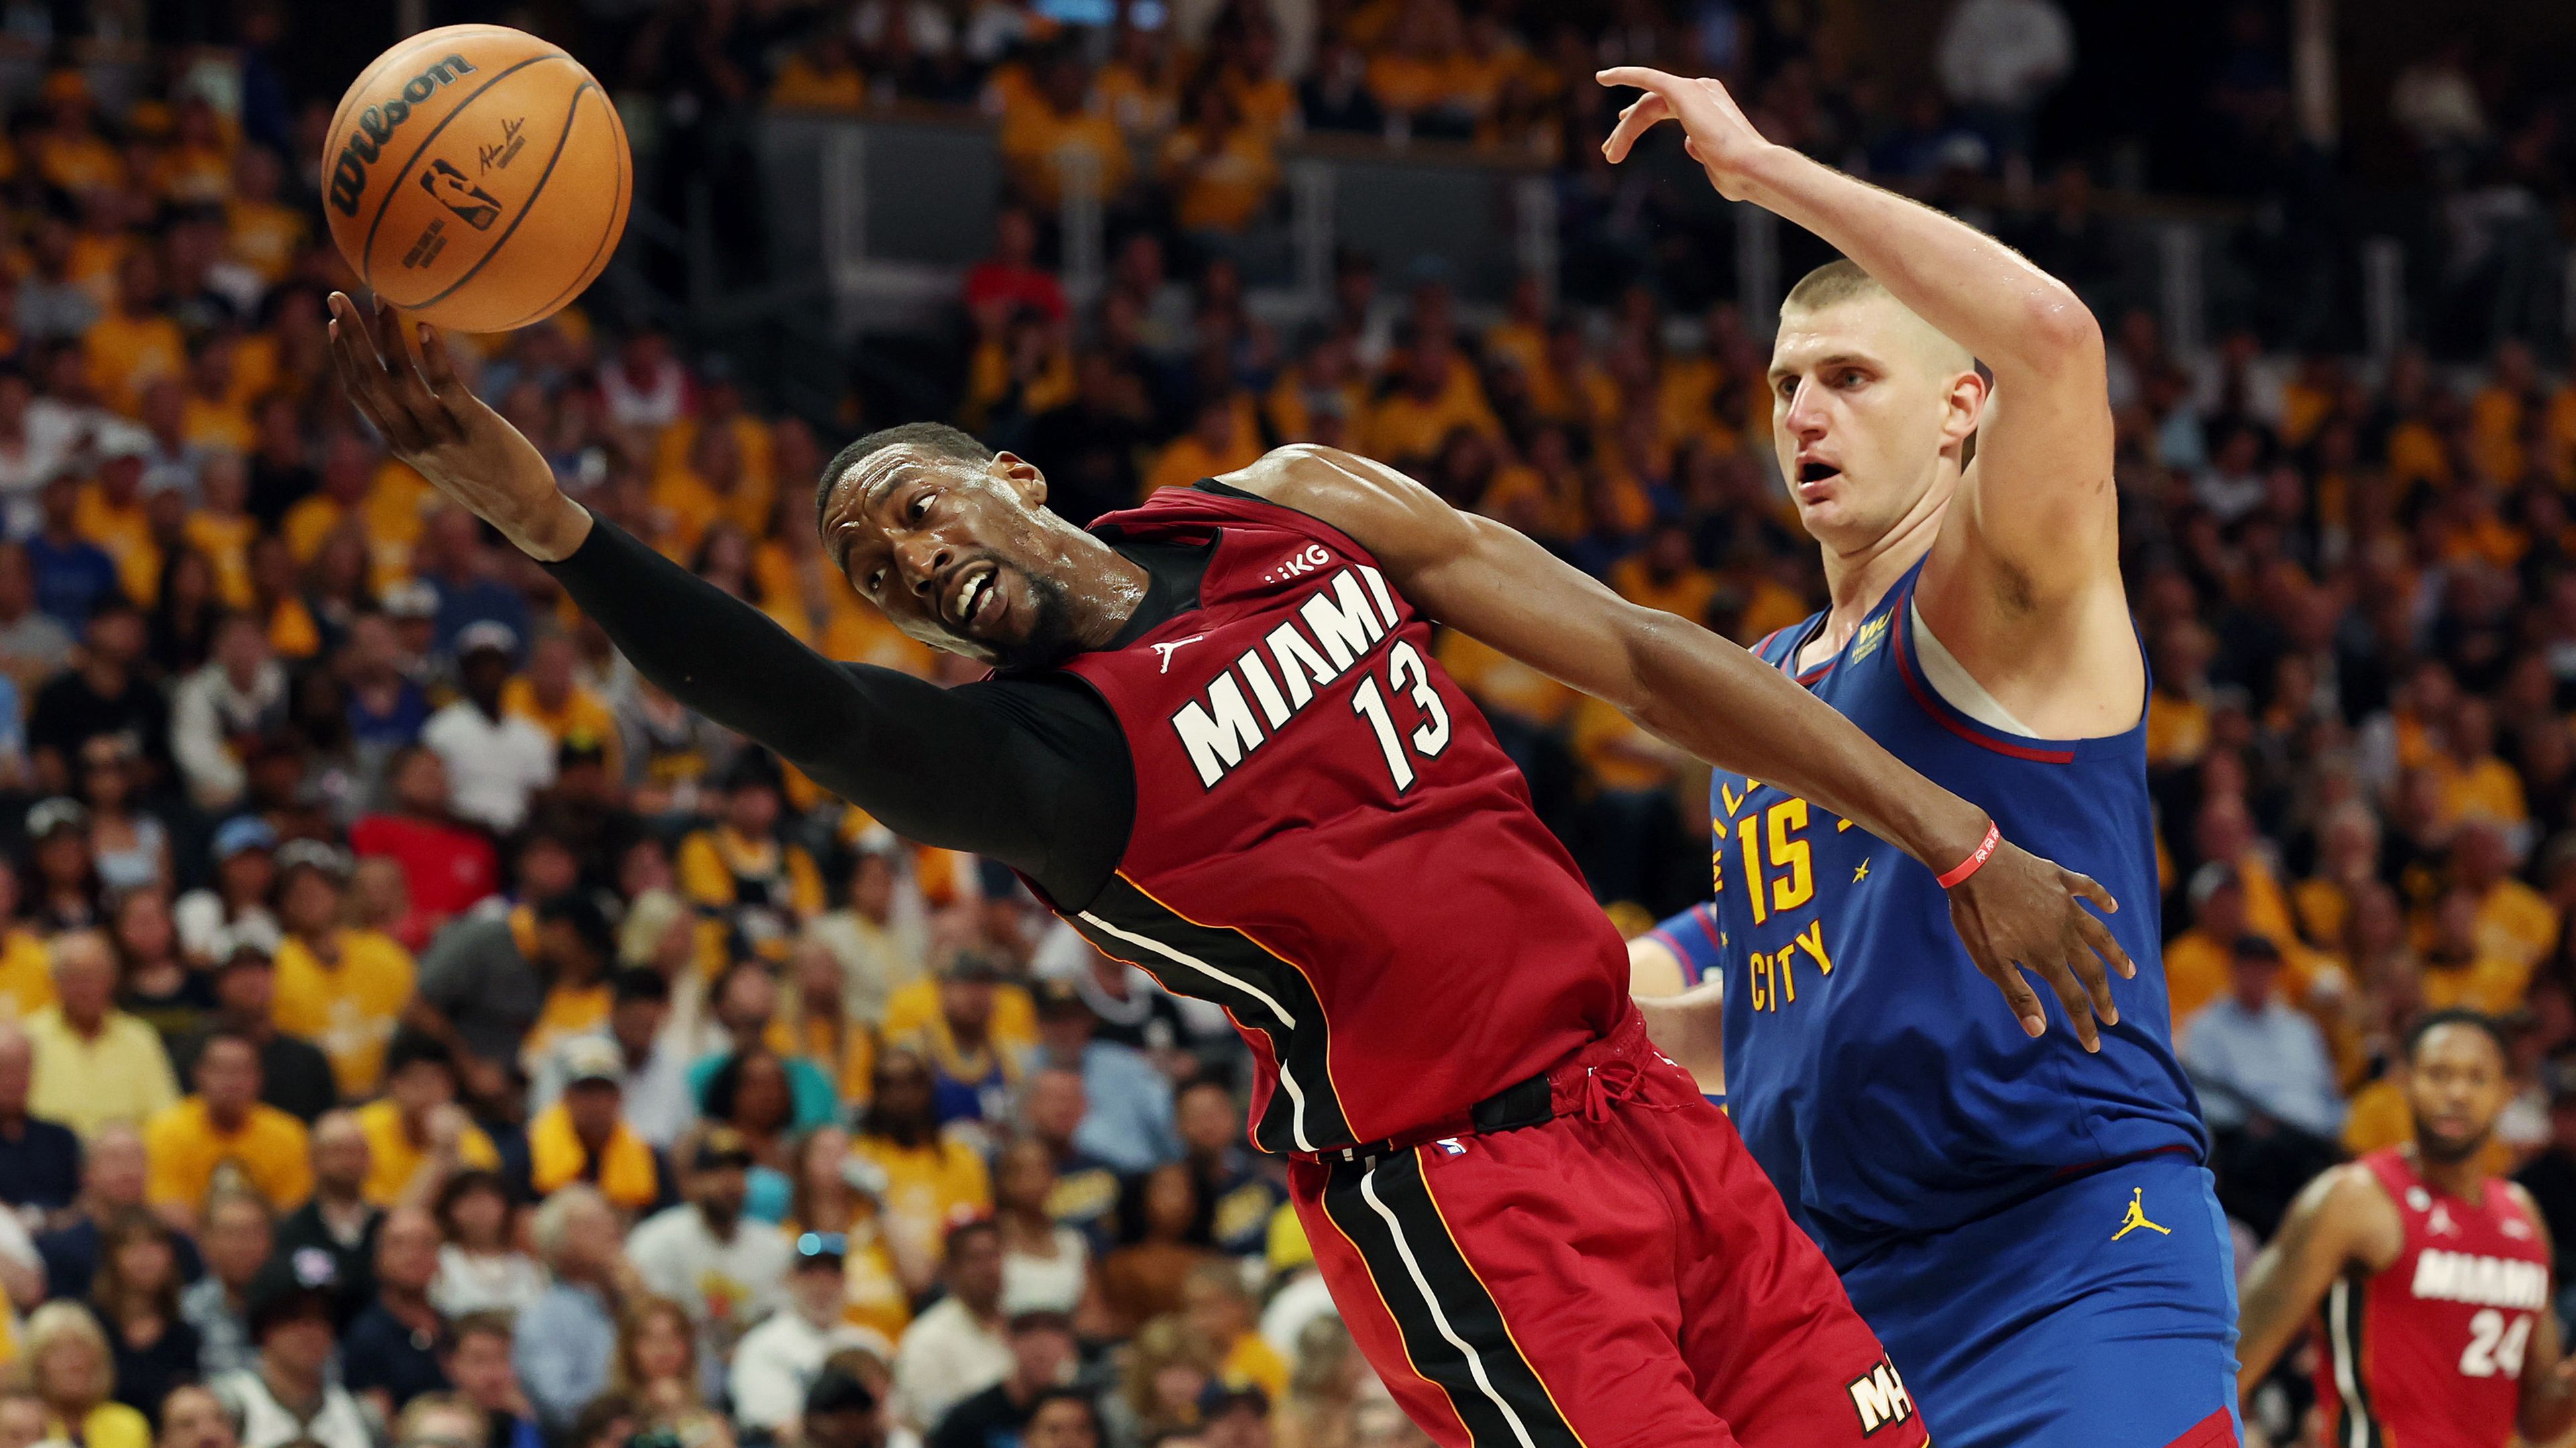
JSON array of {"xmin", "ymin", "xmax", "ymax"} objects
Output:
[{"xmin": 1289, "ymin": 1013, "xmax": 1927, "ymax": 1447}]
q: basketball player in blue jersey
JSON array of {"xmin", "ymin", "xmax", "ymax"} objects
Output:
[{"xmin": 1603, "ymin": 70, "xmax": 2239, "ymax": 1448}]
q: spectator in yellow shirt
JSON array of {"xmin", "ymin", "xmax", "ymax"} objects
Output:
[
  {"xmin": 2418, "ymin": 886, "xmax": 2532, "ymax": 1015},
  {"xmin": 281, "ymin": 433, "xmax": 374, "ymax": 563},
  {"xmin": 1000, "ymin": 56, "xmax": 1134, "ymax": 213},
  {"xmin": 1362, "ymin": 337, "xmax": 1501, "ymax": 465},
  {"xmin": 1159, "ymin": 86, "xmax": 1281, "ymax": 235},
  {"xmin": 22, "ymin": 1301, "xmax": 148, "ymax": 1448},
  {"xmin": 1182, "ymin": 1262, "xmax": 1288, "ymax": 1399},
  {"xmin": 850, "ymin": 1048, "xmax": 991, "ymax": 1285},
  {"xmin": 225, "ymin": 146, "xmax": 307, "ymax": 284},
  {"xmin": 0, "ymin": 869, "xmax": 54, "ymax": 1020},
  {"xmin": 2431, "ymin": 697, "xmax": 2527, "ymax": 830},
  {"xmin": 184, "ymin": 453, "xmax": 259, "ymax": 610},
  {"xmin": 74, "ymin": 437, "xmax": 159, "ymax": 606},
  {"xmin": 1142, "ymin": 396, "xmax": 1267, "ymax": 499},
  {"xmin": 678, "ymin": 759, "xmax": 824, "ymax": 964},
  {"xmin": 269, "ymin": 842, "xmax": 417, "ymax": 1099},
  {"xmin": 25, "ymin": 931, "xmax": 179, "ymax": 1138},
  {"xmin": 180, "ymin": 335, "xmax": 256, "ymax": 454},
  {"xmin": 143, "ymin": 1029, "xmax": 312, "ymax": 1221},
  {"xmin": 2292, "ymin": 800, "xmax": 2380, "ymax": 950},
  {"xmin": 32, "ymin": 72, "xmax": 122, "ymax": 195},
  {"xmin": 2449, "ymin": 820, "xmax": 2559, "ymax": 971},
  {"xmin": 356, "ymin": 1032, "xmax": 502, "ymax": 1207},
  {"xmin": 83, "ymin": 253, "xmax": 185, "ymax": 414},
  {"xmin": 1609, "ymin": 522, "xmax": 1720, "ymax": 626},
  {"xmin": 650, "ymin": 424, "xmax": 771, "ymax": 561},
  {"xmin": 769, "ymin": 30, "xmax": 869, "ymax": 112},
  {"xmin": 502, "ymin": 634, "xmax": 623, "ymax": 779}
]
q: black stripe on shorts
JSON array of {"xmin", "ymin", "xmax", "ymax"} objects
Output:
[{"xmin": 1319, "ymin": 1147, "xmax": 1582, "ymax": 1447}]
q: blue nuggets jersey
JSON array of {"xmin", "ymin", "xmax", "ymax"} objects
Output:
[{"xmin": 1709, "ymin": 557, "xmax": 2204, "ymax": 1264}]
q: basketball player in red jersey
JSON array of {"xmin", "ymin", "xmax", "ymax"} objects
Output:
[
  {"xmin": 2237, "ymin": 1011, "xmax": 2576, "ymax": 1447},
  {"xmin": 326, "ymin": 290, "xmax": 2135, "ymax": 1445}
]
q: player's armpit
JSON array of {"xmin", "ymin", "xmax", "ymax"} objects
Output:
[{"xmin": 2233, "ymin": 1164, "xmax": 2400, "ymax": 1397}]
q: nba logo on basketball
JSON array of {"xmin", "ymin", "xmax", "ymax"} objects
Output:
[{"xmin": 419, "ymin": 160, "xmax": 501, "ymax": 230}]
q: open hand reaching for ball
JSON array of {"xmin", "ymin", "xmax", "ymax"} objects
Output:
[{"xmin": 326, "ymin": 290, "xmax": 592, "ymax": 562}]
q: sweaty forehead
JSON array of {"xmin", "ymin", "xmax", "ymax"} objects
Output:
[
  {"xmin": 822, "ymin": 445, "xmax": 947, "ymax": 560},
  {"xmin": 1772, "ymin": 296, "xmax": 1972, "ymax": 378}
]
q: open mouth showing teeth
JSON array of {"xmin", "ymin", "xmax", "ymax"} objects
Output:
[
  {"xmin": 1799, "ymin": 461, "xmax": 1841, "ymax": 484},
  {"xmin": 953, "ymin": 568, "xmax": 994, "ymax": 626}
]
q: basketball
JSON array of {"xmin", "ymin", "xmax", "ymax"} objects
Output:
[{"xmin": 321, "ymin": 24, "xmax": 630, "ymax": 333}]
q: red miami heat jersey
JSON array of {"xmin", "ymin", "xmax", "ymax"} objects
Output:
[
  {"xmin": 2318, "ymin": 1146, "xmax": 2553, "ymax": 1448},
  {"xmin": 1030, "ymin": 483, "xmax": 1629, "ymax": 1155}
]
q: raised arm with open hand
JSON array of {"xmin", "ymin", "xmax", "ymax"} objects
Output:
[
  {"xmin": 327, "ymin": 292, "xmax": 594, "ymax": 561},
  {"xmin": 325, "ymin": 292, "xmax": 1128, "ymax": 903}
]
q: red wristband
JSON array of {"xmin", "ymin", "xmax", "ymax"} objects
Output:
[{"xmin": 1935, "ymin": 820, "xmax": 2002, "ymax": 889}]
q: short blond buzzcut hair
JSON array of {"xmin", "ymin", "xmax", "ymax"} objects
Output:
[
  {"xmin": 1778, "ymin": 258, "xmax": 1977, "ymax": 375},
  {"xmin": 1780, "ymin": 258, "xmax": 1886, "ymax": 314}
]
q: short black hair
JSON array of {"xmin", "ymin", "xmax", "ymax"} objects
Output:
[
  {"xmin": 2407, "ymin": 1007, "xmax": 2510, "ymax": 1064},
  {"xmin": 943, "ymin": 1216, "xmax": 1000, "ymax": 1260},
  {"xmin": 816, "ymin": 422, "xmax": 994, "ymax": 534},
  {"xmin": 1024, "ymin": 1388, "xmax": 1102, "ymax": 1432},
  {"xmin": 610, "ymin": 966, "xmax": 669, "ymax": 1006},
  {"xmin": 535, "ymin": 891, "xmax": 616, "ymax": 962},
  {"xmin": 383, "ymin": 1028, "xmax": 455, "ymax": 1080}
]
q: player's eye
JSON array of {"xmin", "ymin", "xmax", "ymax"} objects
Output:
[
  {"xmin": 908, "ymin": 493, "xmax": 932, "ymax": 521},
  {"xmin": 864, "ymin": 567, "xmax": 884, "ymax": 595}
]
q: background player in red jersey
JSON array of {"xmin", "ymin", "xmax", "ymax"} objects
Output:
[
  {"xmin": 325, "ymin": 280, "xmax": 2137, "ymax": 1447},
  {"xmin": 2237, "ymin": 1011, "xmax": 2576, "ymax": 1448}
]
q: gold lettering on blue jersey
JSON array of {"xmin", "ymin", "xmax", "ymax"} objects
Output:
[{"xmin": 1848, "ymin": 613, "xmax": 1891, "ymax": 664}]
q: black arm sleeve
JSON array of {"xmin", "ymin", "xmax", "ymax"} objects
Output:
[{"xmin": 542, "ymin": 514, "xmax": 1134, "ymax": 905}]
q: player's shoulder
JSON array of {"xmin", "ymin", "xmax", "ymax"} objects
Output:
[
  {"xmin": 1222, "ymin": 445, "xmax": 1464, "ymax": 567},
  {"xmin": 2501, "ymin": 1178, "xmax": 2553, "ymax": 1239},
  {"xmin": 2301, "ymin": 1158, "xmax": 2408, "ymax": 1266}
]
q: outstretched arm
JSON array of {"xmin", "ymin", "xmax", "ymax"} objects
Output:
[
  {"xmin": 1234, "ymin": 445, "xmax": 2135, "ymax": 1049},
  {"xmin": 1599, "ymin": 67, "xmax": 2115, "ymax": 613},
  {"xmin": 2510, "ymin": 1186, "xmax": 2576, "ymax": 1442},
  {"xmin": 327, "ymin": 294, "xmax": 1126, "ymax": 900},
  {"xmin": 2235, "ymin": 1164, "xmax": 2394, "ymax": 1396}
]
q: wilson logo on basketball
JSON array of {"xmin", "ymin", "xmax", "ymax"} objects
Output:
[
  {"xmin": 419, "ymin": 158, "xmax": 503, "ymax": 229},
  {"xmin": 327, "ymin": 53, "xmax": 478, "ymax": 217}
]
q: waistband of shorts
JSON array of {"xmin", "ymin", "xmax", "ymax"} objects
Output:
[{"xmin": 1291, "ymin": 1005, "xmax": 1659, "ymax": 1166}]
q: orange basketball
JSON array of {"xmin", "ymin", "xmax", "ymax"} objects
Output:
[{"xmin": 322, "ymin": 24, "xmax": 631, "ymax": 333}]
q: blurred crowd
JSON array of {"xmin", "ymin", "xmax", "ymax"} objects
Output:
[{"xmin": 0, "ymin": 3, "xmax": 2557, "ymax": 1448}]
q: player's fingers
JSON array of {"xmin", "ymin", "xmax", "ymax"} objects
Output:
[
  {"xmin": 2074, "ymin": 905, "xmax": 2137, "ymax": 984},
  {"xmin": 1955, "ymin": 908, "xmax": 2045, "ymax": 1037},
  {"xmin": 2064, "ymin": 868, "xmax": 2121, "ymax": 916},
  {"xmin": 326, "ymin": 313, "xmax": 392, "ymax": 438},
  {"xmin": 414, "ymin": 323, "xmax": 472, "ymax": 439},
  {"xmin": 370, "ymin": 297, "xmax": 443, "ymax": 442},
  {"xmin": 1595, "ymin": 65, "xmax": 1685, "ymax": 94},
  {"xmin": 327, "ymin": 295, "xmax": 409, "ymax": 445},
  {"xmin": 2034, "ymin": 959, "xmax": 2102, "ymax": 1053},
  {"xmin": 1600, "ymin": 90, "xmax": 1670, "ymax": 163},
  {"xmin": 2062, "ymin": 924, "xmax": 2119, "ymax": 1028}
]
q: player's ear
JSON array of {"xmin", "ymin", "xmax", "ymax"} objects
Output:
[
  {"xmin": 991, "ymin": 450, "xmax": 1047, "ymax": 509},
  {"xmin": 1940, "ymin": 366, "xmax": 1989, "ymax": 449}
]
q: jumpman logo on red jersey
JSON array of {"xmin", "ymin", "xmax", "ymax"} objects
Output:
[{"xmin": 1152, "ymin": 634, "xmax": 1208, "ymax": 673}]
